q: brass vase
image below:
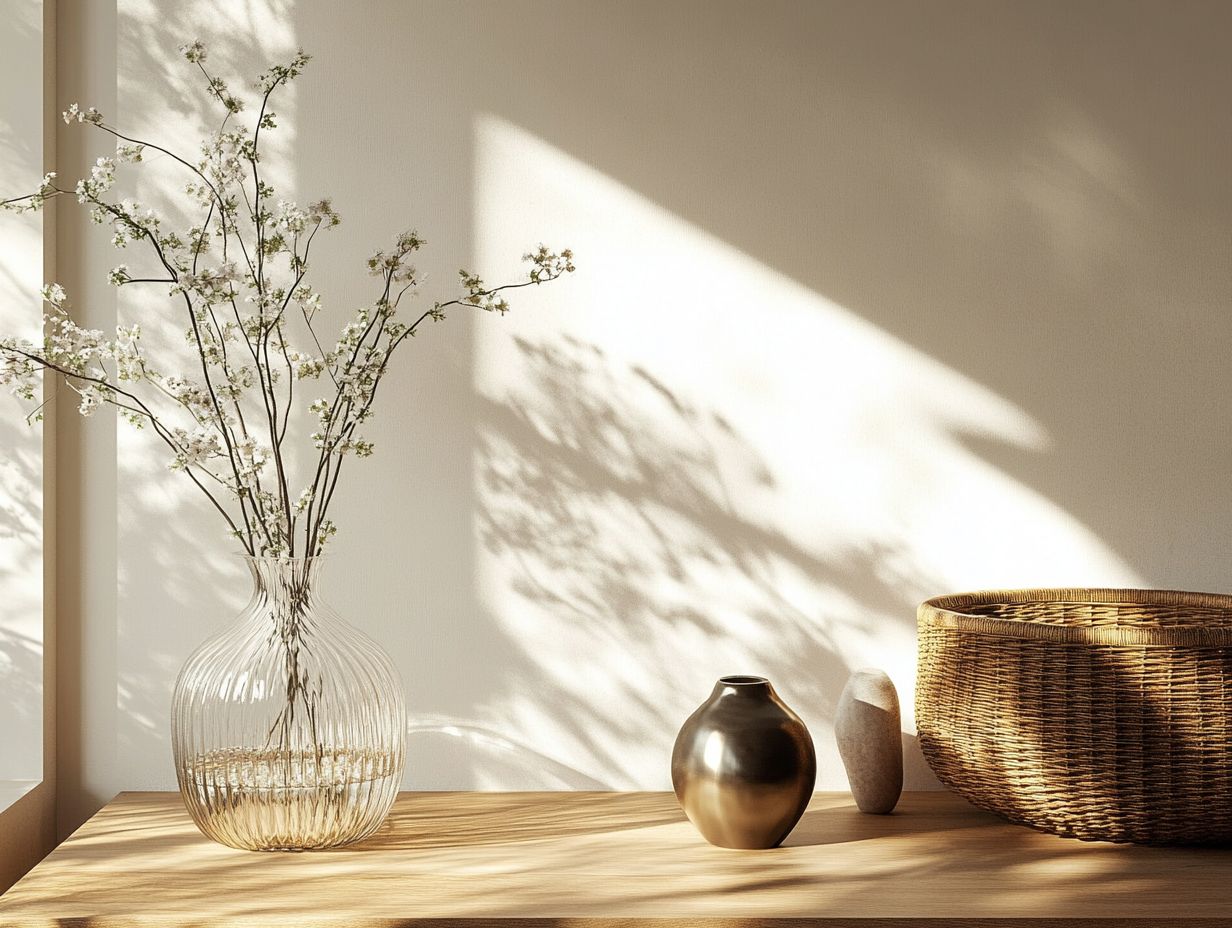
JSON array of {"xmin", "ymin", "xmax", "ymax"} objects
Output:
[{"xmin": 671, "ymin": 675, "xmax": 816, "ymax": 849}]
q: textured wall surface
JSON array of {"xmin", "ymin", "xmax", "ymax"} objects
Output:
[
  {"xmin": 0, "ymin": 0, "xmax": 45, "ymax": 790},
  {"xmin": 0, "ymin": 0, "xmax": 56, "ymax": 890},
  {"xmin": 46, "ymin": 0, "xmax": 1232, "ymax": 834}
]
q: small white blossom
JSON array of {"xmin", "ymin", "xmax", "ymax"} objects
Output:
[
  {"xmin": 175, "ymin": 262, "xmax": 239, "ymax": 303},
  {"xmin": 179, "ymin": 40, "xmax": 207, "ymax": 63},
  {"xmin": 40, "ymin": 283, "xmax": 66, "ymax": 307},
  {"xmin": 315, "ymin": 518, "xmax": 337, "ymax": 550},
  {"xmin": 0, "ymin": 342, "xmax": 39, "ymax": 402},
  {"xmin": 74, "ymin": 156, "xmax": 117, "ymax": 203},
  {"xmin": 43, "ymin": 314, "xmax": 109, "ymax": 376},
  {"xmin": 169, "ymin": 426, "xmax": 222, "ymax": 470},
  {"xmin": 307, "ymin": 199, "xmax": 340, "ymax": 228},
  {"xmin": 292, "ymin": 285, "xmax": 321, "ymax": 318},
  {"xmin": 2, "ymin": 41, "xmax": 574, "ymax": 561},
  {"xmin": 76, "ymin": 384, "xmax": 107, "ymax": 417},
  {"xmin": 293, "ymin": 487, "xmax": 315, "ymax": 513},
  {"xmin": 162, "ymin": 376, "xmax": 212, "ymax": 413},
  {"xmin": 286, "ymin": 351, "xmax": 324, "ymax": 380},
  {"xmin": 308, "ymin": 398, "xmax": 331, "ymax": 423},
  {"xmin": 112, "ymin": 325, "xmax": 143, "ymax": 381},
  {"xmin": 275, "ymin": 200, "xmax": 308, "ymax": 235},
  {"xmin": 1, "ymin": 172, "xmax": 58, "ymax": 215},
  {"xmin": 234, "ymin": 437, "xmax": 269, "ymax": 479},
  {"xmin": 63, "ymin": 104, "xmax": 103, "ymax": 126}
]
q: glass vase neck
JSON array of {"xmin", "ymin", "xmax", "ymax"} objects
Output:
[{"xmin": 243, "ymin": 556, "xmax": 326, "ymax": 618}]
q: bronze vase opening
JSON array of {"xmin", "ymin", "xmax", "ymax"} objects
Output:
[{"xmin": 671, "ymin": 675, "xmax": 816, "ymax": 849}]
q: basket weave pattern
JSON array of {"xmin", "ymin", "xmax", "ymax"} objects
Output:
[{"xmin": 916, "ymin": 589, "xmax": 1232, "ymax": 845}]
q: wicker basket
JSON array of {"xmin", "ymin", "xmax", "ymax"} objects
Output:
[{"xmin": 916, "ymin": 589, "xmax": 1232, "ymax": 845}]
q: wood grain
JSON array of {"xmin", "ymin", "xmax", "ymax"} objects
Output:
[{"xmin": 1, "ymin": 791, "xmax": 1230, "ymax": 926}]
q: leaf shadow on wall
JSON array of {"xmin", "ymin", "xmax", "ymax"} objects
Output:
[
  {"xmin": 89, "ymin": 0, "xmax": 1231, "ymax": 800},
  {"xmin": 459, "ymin": 334, "xmax": 950, "ymax": 788},
  {"xmin": 418, "ymin": 0, "xmax": 1232, "ymax": 592},
  {"xmin": 0, "ymin": 384, "xmax": 41, "ymax": 733},
  {"xmin": 386, "ymin": 0, "xmax": 1231, "ymax": 788},
  {"xmin": 0, "ymin": 625, "xmax": 41, "ymax": 778},
  {"xmin": 101, "ymin": 0, "xmax": 308, "ymax": 783},
  {"xmin": 0, "ymin": 337, "xmax": 44, "ymax": 783},
  {"xmin": 0, "ymin": 0, "xmax": 46, "ymax": 784}
]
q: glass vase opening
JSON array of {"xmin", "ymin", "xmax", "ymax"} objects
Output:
[{"xmin": 171, "ymin": 556, "xmax": 406, "ymax": 851}]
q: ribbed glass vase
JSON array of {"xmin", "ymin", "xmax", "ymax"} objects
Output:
[{"xmin": 171, "ymin": 556, "xmax": 406, "ymax": 851}]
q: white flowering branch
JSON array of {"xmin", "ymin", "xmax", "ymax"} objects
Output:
[{"xmin": 1, "ymin": 42, "xmax": 574, "ymax": 558}]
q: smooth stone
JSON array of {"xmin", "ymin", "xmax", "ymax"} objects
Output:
[{"xmin": 834, "ymin": 668, "xmax": 903, "ymax": 814}]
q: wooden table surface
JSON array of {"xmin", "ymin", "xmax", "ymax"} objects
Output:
[{"xmin": 1, "ymin": 790, "xmax": 1231, "ymax": 927}]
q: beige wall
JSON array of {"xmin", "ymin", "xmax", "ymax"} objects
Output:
[
  {"xmin": 51, "ymin": 0, "xmax": 118, "ymax": 841},
  {"xmin": 40, "ymin": 0, "xmax": 1232, "ymax": 835},
  {"xmin": 0, "ymin": 0, "xmax": 56, "ymax": 892}
]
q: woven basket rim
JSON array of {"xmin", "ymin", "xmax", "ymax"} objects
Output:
[{"xmin": 919, "ymin": 587, "xmax": 1232, "ymax": 646}]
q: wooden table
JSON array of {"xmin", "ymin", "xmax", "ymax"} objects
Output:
[{"xmin": 1, "ymin": 791, "xmax": 1230, "ymax": 926}]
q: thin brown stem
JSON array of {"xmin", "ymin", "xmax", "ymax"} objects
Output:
[{"xmin": 2, "ymin": 344, "xmax": 252, "ymax": 551}]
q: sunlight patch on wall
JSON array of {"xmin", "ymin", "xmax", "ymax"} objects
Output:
[
  {"xmin": 0, "ymin": 0, "xmax": 44, "ymax": 788},
  {"xmin": 115, "ymin": 0, "xmax": 300, "ymax": 782},
  {"xmin": 470, "ymin": 115, "xmax": 1142, "ymax": 790}
]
